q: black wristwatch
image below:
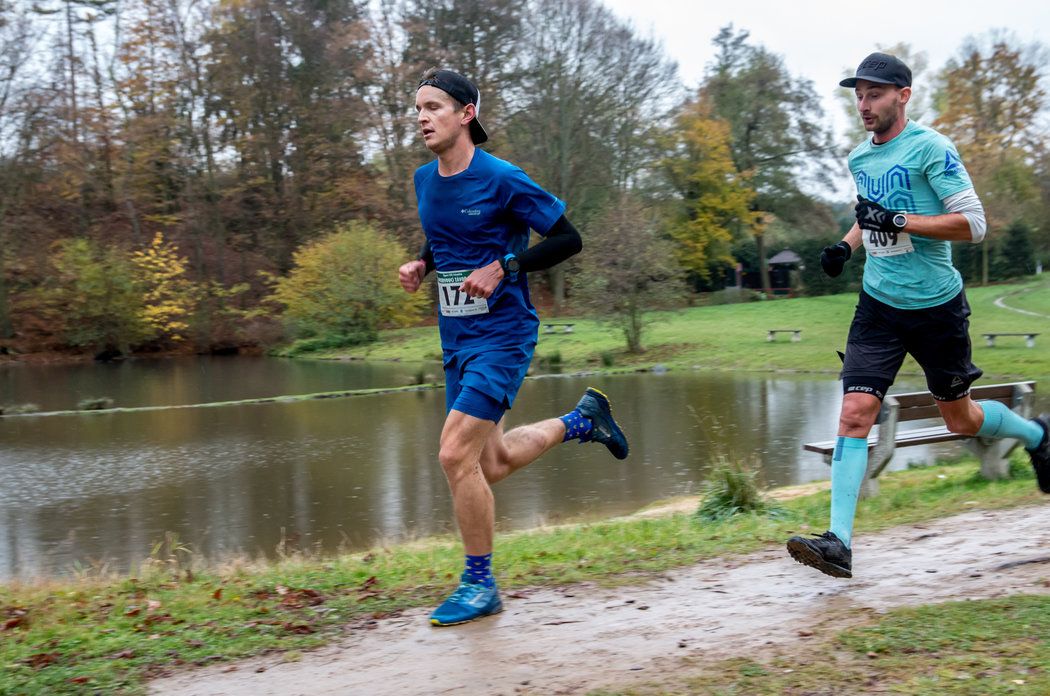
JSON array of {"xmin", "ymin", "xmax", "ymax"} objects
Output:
[
  {"xmin": 499, "ymin": 253, "xmax": 520, "ymax": 281},
  {"xmin": 892, "ymin": 212, "xmax": 908, "ymax": 230}
]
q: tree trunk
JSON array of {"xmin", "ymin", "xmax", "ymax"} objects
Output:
[
  {"xmin": 981, "ymin": 241, "xmax": 989, "ymax": 286},
  {"xmin": 548, "ymin": 267, "xmax": 565, "ymax": 314},
  {"xmin": 756, "ymin": 232, "xmax": 771, "ymax": 294}
]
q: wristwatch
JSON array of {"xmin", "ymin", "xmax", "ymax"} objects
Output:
[
  {"xmin": 892, "ymin": 212, "xmax": 908, "ymax": 230},
  {"xmin": 500, "ymin": 253, "xmax": 520, "ymax": 281}
]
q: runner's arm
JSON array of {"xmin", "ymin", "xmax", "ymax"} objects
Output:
[
  {"xmin": 895, "ymin": 188, "xmax": 984, "ymax": 242},
  {"xmin": 419, "ymin": 240, "xmax": 435, "ymax": 274},
  {"xmin": 459, "ymin": 217, "xmax": 582, "ymax": 299},
  {"xmin": 518, "ymin": 215, "xmax": 583, "ymax": 272},
  {"xmin": 942, "ymin": 188, "xmax": 986, "ymax": 243},
  {"xmin": 842, "ymin": 223, "xmax": 862, "ymax": 252}
]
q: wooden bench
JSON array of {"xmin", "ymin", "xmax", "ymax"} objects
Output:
[
  {"xmin": 803, "ymin": 381, "xmax": 1036, "ymax": 497},
  {"xmin": 982, "ymin": 332, "xmax": 1038, "ymax": 348},
  {"xmin": 544, "ymin": 323, "xmax": 575, "ymax": 334},
  {"xmin": 767, "ymin": 329, "xmax": 802, "ymax": 342}
]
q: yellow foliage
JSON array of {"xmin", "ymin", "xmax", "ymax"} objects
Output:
[
  {"xmin": 268, "ymin": 221, "xmax": 428, "ymax": 342},
  {"xmin": 130, "ymin": 232, "xmax": 198, "ymax": 343},
  {"xmin": 663, "ymin": 100, "xmax": 758, "ymax": 282}
]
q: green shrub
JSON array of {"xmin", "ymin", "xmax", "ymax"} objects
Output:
[
  {"xmin": 696, "ymin": 457, "xmax": 779, "ymax": 521},
  {"xmin": 268, "ymin": 222, "xmax": 428, "ymax": 347}
]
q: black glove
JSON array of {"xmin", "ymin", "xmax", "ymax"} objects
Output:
[
  {"xmin": 854, "ymin": 195, "xmax": 904, "ymax": 234},
  {"xmin": 820, "ymin": 240, "xmax": 852, "ymax": 278}
]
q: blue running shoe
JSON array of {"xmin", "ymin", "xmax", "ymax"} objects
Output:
[
  {"xmin": 429, "ymin": 576, "xmax": 503, "ymax": 627},
  {"xmin": 575, "ymin": 387, "xmax": 629, "ymax": 460}
]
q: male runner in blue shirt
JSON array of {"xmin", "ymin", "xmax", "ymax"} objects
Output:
[
  {"xmin": 398, "ymin": 68, "xmax": 630, "ymax": 626},
  {"xmin": 786, "ymin": 52, "xmax": 1050, "ymax": 579}
]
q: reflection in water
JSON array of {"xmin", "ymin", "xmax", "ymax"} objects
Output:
[{"xmin": 1, "ymin": 364, "xmax": 1042, "ymax": 579}]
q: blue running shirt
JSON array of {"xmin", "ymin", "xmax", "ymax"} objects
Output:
[
  {"xmin": 414, "ymin": 149, "xmax": 566, "ymax": 351},
  {"xmin": 848, "ymin": 120, "xmax": 974, "ymax": 309}
]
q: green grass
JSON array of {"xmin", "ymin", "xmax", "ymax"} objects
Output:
[
  {"xmin": 316, "ymin": 279, "xmax": 1050, "ymax": 381},
  {"xmin": 603, "ymin": 595, "xmax": 1050, "ymax": 695},
  {"xmin": 1, "ymin": 454, "xmax": 1045, "ymax": 694}
]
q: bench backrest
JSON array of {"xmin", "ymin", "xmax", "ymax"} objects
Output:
[{"xmin": 879, "ymin": 381, "xmax": 1037, "ymax": 424}]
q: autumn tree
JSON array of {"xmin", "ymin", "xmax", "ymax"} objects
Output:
[
  {"xmin": 660, "ymin": 98, "xmax": 756, "ymax": 288},
  {"xmin": 573, "ymin": 195, "xmax": 684, "ymax": 354},
  {"xmin": 268, "ymin": 222, "xmax": 429, "ymax": 349},
  {"xmin": 933, "ymin": 31, "xmax": 1048, "ymax": 284},
  {"xmin": 505, "ymin": 0, "xmax": 679, "ymax": 308},
  {"xmin": 204, "ymin": 0, "xmax": 382, "ymax": 269},
  {"xmin": 40, "ymin": 238, "xmax": 150, "ymax": 356},
  {"xmin": 702, "ymin": 26, "xmax": 839, "ymax": 292},
  {"xmin": 0, "ymin": 1, "xmax": 38, "ymax": 340},
  {"xmin": 130, "ymin": 232, "xmax": 198, "ymax": 345}
]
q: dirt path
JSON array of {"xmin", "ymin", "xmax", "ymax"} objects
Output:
[{"xmin": 150, "ymin": 504, "xmax": 1050, "ymax": 696}]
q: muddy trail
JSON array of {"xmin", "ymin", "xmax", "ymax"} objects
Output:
[{"xmin": 150, "ymin": 504, "xmax": 1050, "ymax": 696}]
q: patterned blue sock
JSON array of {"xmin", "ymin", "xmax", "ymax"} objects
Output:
[
  {"xmin": 976, "ymin": 401, "xmax": 1045, "ymax": 450},
  {"xmin": 560, "ymin": 409, "xmax": 593, "ymax": 442},
  {"xmin": 464, "ymin": 553, "xmax": 495, "ymax": 587}
]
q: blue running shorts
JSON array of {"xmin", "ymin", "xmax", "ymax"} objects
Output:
[{"xmin": 444, "ymin": 345, "xmax": 534, "ymax": 423}]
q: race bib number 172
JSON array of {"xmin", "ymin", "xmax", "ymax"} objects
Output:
[{"xmin": 436, "ymin": 269, "xmax": 489, "ymax": 317}]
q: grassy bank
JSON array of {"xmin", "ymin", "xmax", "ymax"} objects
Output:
[
  {"xmin": 600, "ymin": 594, "xmax": 1050, "ymax": 695},
  {"xmin": 322, "ymin": 279, "xmax": 1050, "ymax": 381},
  {"xmin": 2, "ymin": 454, "xmax": 1045, "ymax": 694}
]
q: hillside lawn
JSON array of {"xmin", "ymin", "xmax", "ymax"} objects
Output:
[{"xmin": 323, "ymin": 279, "xmax": 1050, "ymax": 382}]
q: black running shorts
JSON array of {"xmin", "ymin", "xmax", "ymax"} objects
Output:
[{"xmin": 841, "ymin": 290, "xmax": 983, "ymax": 401}]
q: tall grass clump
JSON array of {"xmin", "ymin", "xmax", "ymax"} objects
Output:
[{"xmin": 696, "ymin": 457, "xmax": 780, "ymax": 521}]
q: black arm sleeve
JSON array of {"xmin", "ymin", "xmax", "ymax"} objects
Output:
[
  {"xmin": 517, "ymin": 215, "xmax": 582, "ymax": 273},
  {"xmin": 418, "ymin": 239, "xmax": 435, "ymax": 274}
]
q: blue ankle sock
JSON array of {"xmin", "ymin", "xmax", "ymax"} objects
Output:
[
  {"xmin": 829, "ymin": 436, "xmax": 868, "ymax": 549},
  {"xmin": 464, "ymin": 553, "xmax": 495, "ymax": 587},
  {"xmin": 560, "ymin": 409, "xmax": 593, "ymax": 442},
  {"xmin": 976, "ymin": 401, "xmax": 1045, "ymax": 450}
]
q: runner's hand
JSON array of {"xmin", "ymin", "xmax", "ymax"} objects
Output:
[
  {"xmin": 459, "ymin": 260, "xmax": 505, "ymax": 300},
  {"xmin": 398, "ymin": 259, "xmax": 426, "ymax": 293},
  {"xmin": 854, "ymin": 195, "xmax": 903, "ymax": 233},
  {"xmin": 820, "ymin": 241, "xmax": 852, "ymax": 278}
]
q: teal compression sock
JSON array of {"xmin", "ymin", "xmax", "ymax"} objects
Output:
[
  {"xmin": 976, "ymin": 401, "xmax": 1044, "ymax": 449},
  {"xmin": 829, "ymin": 436, "xmax": 869, "ymax": 549}
]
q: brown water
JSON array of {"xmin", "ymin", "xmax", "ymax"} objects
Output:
[{"xmin": 0, "ymin": 357, "xmax": 1018, "ymax": 579}]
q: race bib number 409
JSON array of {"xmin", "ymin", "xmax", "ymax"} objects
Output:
[
  {"xmin": 863, "ymin": 229, "xmax": 915, "ymax": 258},
  {"xmin": 437, "ymin": 269, "xmax": 489, "ymax": 317}
]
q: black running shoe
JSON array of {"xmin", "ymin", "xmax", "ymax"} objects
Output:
[
  {"xmin": 575, "ymin": 387, "xmax": 629, "ymax": 460},
  {"xmin": 786, "ymin": 531, "xmax": 852, "ymax": 578},
  {"xmin": 1027, "ymin": 414, "xmax": 1050, "ymax": 494}
]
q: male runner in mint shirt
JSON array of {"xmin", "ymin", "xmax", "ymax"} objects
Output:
[
  {"xmin": 786, "ymin": 52, "xmax": 1050, "ymax": 579},
  {"xmin": 398, "ymin": 69, "xmax": 630, "ymax": 626}
]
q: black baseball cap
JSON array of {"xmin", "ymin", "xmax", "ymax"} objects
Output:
[
  {"xmin": 840, "ymin": 52, "xmax": 912, "ymax": 88},
  {"xmin": 417, "ymin": 69, "xmax": 488, "ymax": 145}
]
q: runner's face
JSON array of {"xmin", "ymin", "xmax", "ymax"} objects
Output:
[
  {"xmin": 854, "ymin": 80, "xmax": 908, "ymax": 136},
  {"xmin": 415, "ymin": 86, "xmax": 470, "ymax": 154}
]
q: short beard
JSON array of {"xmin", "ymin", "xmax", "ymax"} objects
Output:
[{"xmin": 868, "ymin": 110, "xmax": 899, "ymax": 136}]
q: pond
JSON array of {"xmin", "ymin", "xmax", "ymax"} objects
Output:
[{"xmin": 1, "ymin": 357, "xmax": 1034, "ymax": 579}]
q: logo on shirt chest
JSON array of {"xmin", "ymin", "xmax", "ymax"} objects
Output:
[
  {"xmin": 460, "ymin": 208, "xmax": 482, "ymax": 216},
  {"xmin": 855, "ymin": 164, "xmax": 915, "ymax": 211}
]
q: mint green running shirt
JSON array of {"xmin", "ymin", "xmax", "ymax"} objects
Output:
[{"xmin": 848, "ymin": 120, "xmax": 974, "ymax": 309}]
